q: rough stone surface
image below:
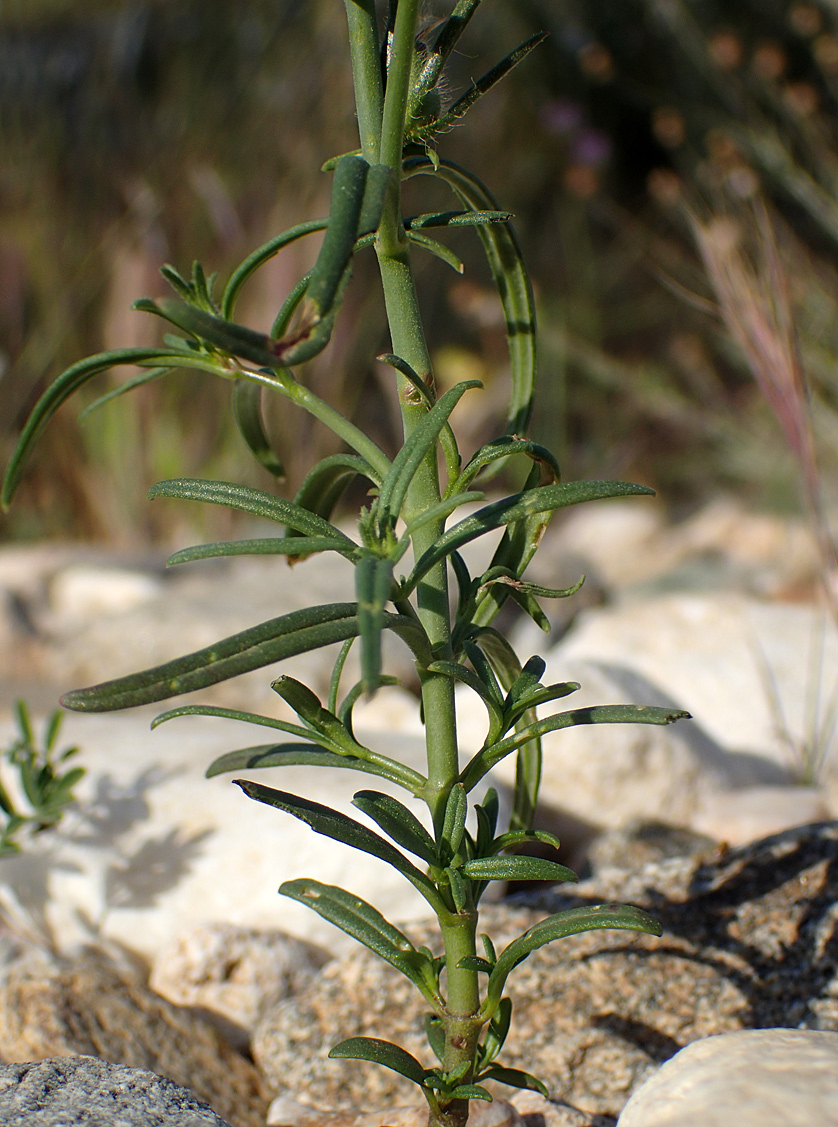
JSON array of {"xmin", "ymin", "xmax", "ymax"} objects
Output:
[
  {"xmin": 149, "ymin": 922, "xmax": 330, "ymax": 1050},
  {"xmin": 0, "ymin": 949, "xmax": 269, "ymax": 1127},
  {"xmin": 254, "ymin": 822, "xmax": 838, "ymax": 1119},
  {"xmin": 0, "ymin": 1056, "xmax": 234, "ymax": 1126},
  {"xmin": 267, "ymin": 1093, "xmax": 612, "ymax": 1127},
  {"xmin": 615, "ymin": 1029, "xmax": 838, "ymax": 1126}
]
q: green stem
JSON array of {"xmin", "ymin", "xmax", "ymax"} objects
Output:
[
  {"xmin": 367, "ymin": 8, "xmax": 481, "ymax": 1122},
  {"xmin": 343, "ymin": 0, "xmax": 383, "ymax": 163}
]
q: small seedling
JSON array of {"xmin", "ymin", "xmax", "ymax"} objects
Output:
[{"xmin": 0, "ymin": 700, "xmax": 85, "ymax": 856}]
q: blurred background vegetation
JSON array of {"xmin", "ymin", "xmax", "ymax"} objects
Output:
[{"xmin": 1, "ymin": 0, "xmax": 837, "ymax": 546}]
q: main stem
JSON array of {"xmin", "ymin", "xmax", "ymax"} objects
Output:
[{"xmin": 347, "ymin": 5, "xmax": 480, "ymax": 1124}]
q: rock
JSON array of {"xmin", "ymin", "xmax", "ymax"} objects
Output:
[
  {"xmin": 265, "ymin": 1093, "xmax": 608, "ymax": 1127},
  {"xmin": 253, "ymin": 822, "xmax": 838, "ymax": 1119},
  {"xmin": 48, "ymin": 565, "xmax": 162, "ymax": 621},
  {"xmin": 267, "ymin": 1095, "xmax": 527, "ymax": 1127},
  {"xmin": 150, "ymin": 922, "xmax": 330, "ymax": 1050},
  {"xmin": 615, "ymin": 1029, "xmax": 838, "ymax": 1126},
  {"xmin": 483, "ymin": 592, "xmax": 838, "ymax": 846},
  {"xmin": 543, "ymin": 497, "xmax": 819, "ymax": 599},
  {"xmin": 0, "ymin": 947, "xmax": 269, "ymax": 1126},
  {"xmin": 0, "ymin": 1056, "xmax": 235, "ymax": 1127}
]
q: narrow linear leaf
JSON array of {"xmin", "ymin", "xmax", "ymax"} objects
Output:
[
  {"xmin": 405, "ymin": 210, "xmax": 512, "ymax": 229},
  {"xmin": 376, "ymin": 354, "xmax": 461, "ymax": 486},
  {"xmin": 461, "ymin": 856, "xmax": 577, "ymax": 883},
  {"xmin": 484, "ymin": 902, "xmax": 662, "ymax": 1012},
  {"xmin": 352, "ymin": 790, "xmax": 438, "ymax": 866},
  {"xmin": 406, "ymin": 481, "xmax": 655, "ymax": 592},
  {"xmin": 356, "ymin": 554, "xmax": 396, "ymax": 694},
  {"xmin": 61, "ymin": 603, "xmax": 362, "ymax": 712},
  {"xmin": 207, "ymin": 743, "xmax": 424, "ymax": 791},
  {"xmin": 283, "ymin": 881, "xmax": 442, "ymax": 1007},
  {"xmin": 476, "ymin": 1065, "xmax": 548, "ymax": 1098},
  {"xmin": 406, "ymin": 230, "xmax": 464, "ymax": 273},
  {"xmin": 152, "ymin": 703, "xmax": 314, "ymax": 741},
  {"xmin": 463, "ymin": 705, "xmax": 691, "ymax": 789},
  {"xmin": 237, "ymin": 782, "xmax": 443, "ymax": 909},
  {"xmin": 329, "ymin": 1037, "xmax": 428, "ymax": 1086},
  {"xmin": 221, "ymin": 218, "xmax": 328, "ymax": 319},
  {"xmin": 148, "ymin": 478, "xmax": 358, "ymax": 546},
  {"xmin": 454, "ymin": 437, "xmax": 561, "ymax": 496},
  {"xmin": 377, "ymin": 381, "xmax": 481, "ymax": 532},
  {"xmin": 167, "ymin": 536, "xmax": 358, "ymax": 567},
  {"xmin": 433, "ymin": 33, "xmax": 548, "ymax": 133},
  {"xmin": 233, "ymin": 380, "xmax": 285, "ymax": 479},
  {"xmin": 404, "ymin": 157, "xmax": 536, "ymax": 437},
  {"xmin": 1, "ymin": 347, "xmax": 196, "ymax": 509}
]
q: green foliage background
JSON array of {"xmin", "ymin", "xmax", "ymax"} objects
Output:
[{"xmin": 2, "ymin": 0, "xmax": 837, "ymax": 542}]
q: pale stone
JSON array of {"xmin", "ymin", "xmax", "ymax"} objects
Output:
[
  {"xmin": 692, "ymin": 783, "xmax": 830, "ymax": 844},
  {"xmin": 0, "ymin": 1056, "xmax": 235, "ymax": 1127},
  {"xmin": 48, "ymin": 565, "xmax": 162, "ymax": 621},
  {"xmin": 488, "ymin": 592, "xmax": 838, "ymax": 843},
  {"xmin": 616, "ymin": 1029, "xmax": 838, "ymax": 1127},
  {"xmin": 149, "ymin": 922, "xmax": 329, "ymax": 1049}
]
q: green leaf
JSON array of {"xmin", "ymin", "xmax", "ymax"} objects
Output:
[
  {"xmin": 453, "ymin": 437, "xmax": 561, "ymax": 496},
  {"xmin": 406, "ymin": 230, "xmax": 464, "ymax": 273},
  {"xmin": 462, "ymin": 705, "xmax": 691, "ymax": 790},
  {"xmin": 283, "ymin": 881, "xmax": 442, "ymax": 1007},
  {"xmin": 503, "ymin": 681, "xmax": 581, "ymax": 731},
  {"xmin": 376, "ymin": 380, "xmax": 481, "ymax": 534},
  {"xmin": 79, "ymin": 366, "xmax": 173, "ymax": 421},
  {"xmin": 166, "ymin": 536, "xmax": 358, "ymax": 567},
  {"xmin": 306, "ymin": 155, "xmax": 370, "ymax": 316},
  {"xmin": 441, "ymin": 782, "xmax": 468, "ymax": 860},
  {"xmin": 425, "ymin": 1014, "xmax": 446, "ymax": 1064},
  {"xmin": 221, "ymin": 218, "xmax": 328, "ymax": 319},
  {"xmin": 406, "ymin": 210, "xmax": 512, "ymax": 229},
  {"xmin": 445, "ymin": 1085, "xmax": 493, "ymax": 1102},
  {"xmin": 426, "ymin": 661, "xmax": 505, "ymax": 744},
  {"xmin": 376, "ymin": 354, "xmax": 462, "ymax": 488},
  {"xmin": 356, "ymin": 554, "xmax": 395, "ymax": 694},
  {"xmin": 432, "ymin": 33, "xmax": 548, "ymax": 135},
  {"xmin": 406, "ymin": 481, "xmax": 655, "ymax": 593},
  {"xmin": 152, "ymin": 702, "xmax": 312, "ymax": 739},
  {"xmin": 148, "ymin": 477, "xmax": 359, "ymax": 546},
  {"xmin": 237, "ymin": 782, "xmax": 444, "ymax": 909},
  {"xmin": 61, "ymin": 603, "xmax": 362, "ymax": 712},
  {"xmin": 207, "ymin": 743, "xmax": 422, "ymax": 790},
  {"xmin": 292, "ymin": 454, "xmax": 382, "ymax": 534},
  {"xmin": 141, "ymin": 298, "xmax": 288, "ymax": 369},
  {"xmin": 477, "ymin": 1065, "xmax": 548, "ymax": 1098},
  {"xmin": 352, "ymin": 790, "xmax": 438, "ymax": 866},
  {"xmin": 233, "ymin": 380, "xmax": 285, "ymax": 479},
  {"xmin": 329, "ymin": 1037, "xmax": 428, "ymax": 1087},
  {"xmin": 404, "ymin": 158, "xmax": 536, "ymax": 437},
  {"xmin": 461, "ymin": 856, "xmax": 577, "ymax": 883},
  {"xmin": 479, "ymin": 995, "xmax": 512, "ymax": 1066},
  {"xmin": 483, "ymin": 902, "xmax": 663, "ymax": 1013},
  {"xmin": 1, "ymin": 347, "xmax": 201, "ymax": 510}
]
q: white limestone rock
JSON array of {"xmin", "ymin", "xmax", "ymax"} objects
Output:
[
  {"xmin": 616, "ymin": 1029, "xmax": 838, "ymax": 1127},
  {"xmin": 484, "ymin": 592, "xmax": 838, "ymax": 843}
]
